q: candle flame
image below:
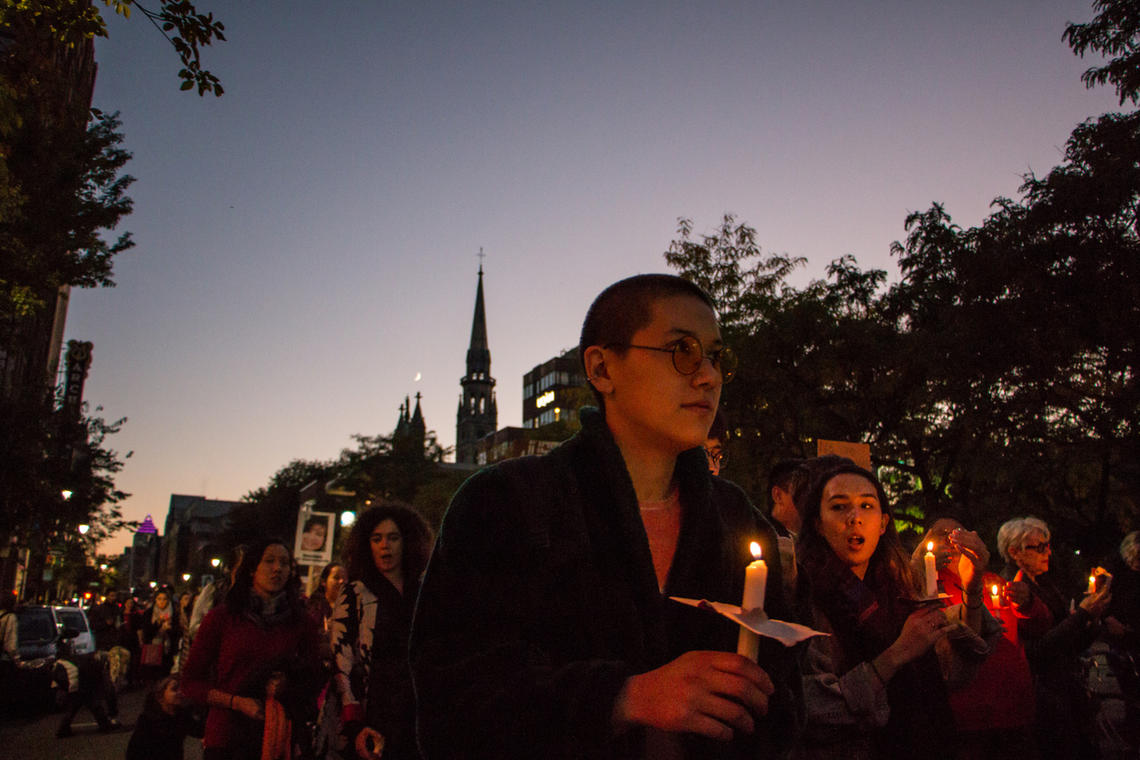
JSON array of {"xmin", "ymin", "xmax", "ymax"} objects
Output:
[
  {"xmin": 992, "ymin": 583, "xmax": 999, "ymax": 595},
  {"xmin": 1090, "ymin": 575, "xmax": 1096, "ymax": 584},
  {"xmin": 927, "ymin": 541, "xmax": 934, "ymax": 552},
  {"xmin": 750, "ymin": 541, "xmax": 762, "ymax": 560}
]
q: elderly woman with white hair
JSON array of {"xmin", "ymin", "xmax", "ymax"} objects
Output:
[{"xmin": 998, "ymin": 516, "xmax": 1111, "ymax": 760}]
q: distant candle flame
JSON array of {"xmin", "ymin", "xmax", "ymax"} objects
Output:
[
  {"xmin": 750, "ymin": 541, "xmax": 762, "ymax": 560},
  {"xmin": 992, "ymin": 583, "xmax": 999, "ymax": 595},
  {"xmin": 927, "ymin": 541, "xmax": 934, "ymax": 552}
]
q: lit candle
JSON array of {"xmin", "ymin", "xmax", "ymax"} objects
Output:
[
  {"xmin": 924, "ymin": 541, "xmax": 938, "ymax": 598},
  {"xmin": 991, "ymin": 583, "xmax": 1000, "ymax": 608},
  {"xmin": 737, "ymin": 542, "xmax": 767, "ymax": 661},
  {"xmin": 1088, "ymin": 574, "xmax": 1097, "ymax": 594}
]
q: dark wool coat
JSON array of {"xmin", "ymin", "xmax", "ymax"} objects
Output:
[{"xmin": 410, "ymin": 408, "xmax": 801, "ymax": 760}]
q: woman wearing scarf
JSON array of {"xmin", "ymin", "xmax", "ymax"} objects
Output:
[
  {"xmin": 141, "ymin": 588, "xmax": 181, "ymax": 678},
  {"xmin": 794, "ymin": 463, "xmax": 990, "ymax": 759},
  {"xmin": 328, "ymin": 503, "xmax": 433, "ymax": 760},
  {"xmin": 181, "ymin": 536, "xmax": 321, "ymax": 760}
]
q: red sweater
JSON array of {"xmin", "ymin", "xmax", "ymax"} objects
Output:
[
  {"xmin": 181, "ymin": 604, "xmax": 320, "ymax": 749},
  {"xmin": 940, "ymin": 568, "xmax": 1035, "ymax": 731}
]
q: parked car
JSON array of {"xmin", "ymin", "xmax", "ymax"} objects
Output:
[
  {"xmin": 17, "ymin": 605, "xmax": 95, "ymax": 660},
  {"xmin": 12, "ymin": 605, "xmax": 96, "ymax": 714}
]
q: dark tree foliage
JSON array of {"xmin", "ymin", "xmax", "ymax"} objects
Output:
[
  {"xmin": 334, "ymin": 429, "xmax": 452, "ymax": 523},
  {"xmin": 0, "ymin": 106, "xmax": 133, "ymax": 545},
  {"xmin": 1065, "ymin": 0, "xmax": 1140, "ymax": 105},
  {"xmin": 664, "ymin": 2, "xmax": 1140, "ymax": 560},
  {"xmin": 0, "ymin": 109, "xmax": 134, "ymax": 319},
  {"xmin": 1, "ymin": 1, "xmax": 223, "ymax": 555},
  {"xmin": 0, "ymin": 1, "xmax": 226, "ymax": 97},
  {"xmin": 225, "ymin": 459, "xmax": 338, "ymax": 548},
  {"xmin": 227, "ymin": 427, "xmax": 460, "ymax": 556},
  {"xmin": 671, "ymin": 109, "xmax": 1140, "ymax": 557}
]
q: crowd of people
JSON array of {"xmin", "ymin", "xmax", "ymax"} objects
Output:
[{"xmin": 5, "ymin": 273, "xmax": 1137, "ymax": 759}]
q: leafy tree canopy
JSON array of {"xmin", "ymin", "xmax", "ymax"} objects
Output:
[{"xmin": 0, "ymin": 0, "xmax": 226, "ymax": 96}]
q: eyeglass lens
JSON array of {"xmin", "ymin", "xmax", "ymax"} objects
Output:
[{"xmin": 673, "ymin": 337, "xmax": 736, "ymax": 382}]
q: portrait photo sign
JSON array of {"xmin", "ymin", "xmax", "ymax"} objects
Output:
[{"xmin": 294, "ymin": 510, "xmax": 335, "ymax": 566}]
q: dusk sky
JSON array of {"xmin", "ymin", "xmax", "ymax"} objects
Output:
[{"xmin": 73, "ymin": 1, "xmax": 1120, "ymax": 553}]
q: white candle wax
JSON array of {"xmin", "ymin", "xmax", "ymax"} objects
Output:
[
  {"xmin": 924, "ymin": 542, "xmax": 938, "ymax": 598},
  {"xmin": 737, "ymin": 542, "xmax": 767, "ymax": 661},
  {"xmin": 991, "ymin": 583, "xmax": 1000, "ymax": 608}
]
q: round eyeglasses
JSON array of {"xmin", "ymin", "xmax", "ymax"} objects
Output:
[
  {"xmin": 606, "ymin": 335, "xmax": 737, "ymax": 383},
  {"xmin": 705, "ymin": 446, "xmax": 726, "ymax": 467}
]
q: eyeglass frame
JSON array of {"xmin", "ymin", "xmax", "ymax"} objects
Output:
[
  {"xmin": 1022, "ymin": 540, "xmax": 1051, "ymax": 554},
  {"xmin": 604, "ymin": 335, "xmax": 737, "ymax": 383}
]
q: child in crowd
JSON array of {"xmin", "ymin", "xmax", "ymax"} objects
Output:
[{"xmin": 127, "ymin": 674, "xmax": 205, "ymax": 760}]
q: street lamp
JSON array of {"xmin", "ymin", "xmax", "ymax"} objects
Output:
[
  {"xmin": 61, "ymin": 490, "xmax": 73, "ymax": 501},
  {"xmin": 340, "ymin": 510, "xmax": 356, "ymax": 527},
  {"xmin": 211, "ymin": 557, "xmax": 221, "ymax": 569},
  {"xmin": 182, "ymin": 573, "xmax": 191, "ymax": 582},
  {"xmin": 78, "ymin": 524, "xmax": 90, "ymax": 536}
]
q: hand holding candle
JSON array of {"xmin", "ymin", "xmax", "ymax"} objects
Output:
[{"xmin": 737, "ymin": 542, "xmax": 767, "ymax": 661}]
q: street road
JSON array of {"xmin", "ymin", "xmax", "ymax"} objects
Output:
[{"xmin": 0, "ymin": 683, "xmax": 204, "ymax": 760}]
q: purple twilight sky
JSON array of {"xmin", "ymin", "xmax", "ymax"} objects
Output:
[{"xmin": 72, "ymin": 1, "xmax": 1120, "ymax": 553}]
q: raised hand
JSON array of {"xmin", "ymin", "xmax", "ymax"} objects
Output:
[{"xmin": 948, "ymin": 528, "xmax": 990, "ymax": 592}]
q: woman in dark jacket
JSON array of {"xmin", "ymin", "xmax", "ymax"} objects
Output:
[
  {"xmin": 998, "ymin": 516, "xmax": 1111, "ymax": 760},
  {"xmin": 329, "ymin": 503, "xmax": 433, "ymax": 760}
]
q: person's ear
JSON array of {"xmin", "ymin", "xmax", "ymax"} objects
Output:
[
  {"xmin": 583, "ymin": 346, "xmax": 614, "ymax": 395},
  {"xmin": 879, "ymin": 513, "xmax": 888, "ymax": 536}
]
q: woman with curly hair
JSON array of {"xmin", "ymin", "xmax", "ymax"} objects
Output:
[
  {"xmin": 181, "ymin": 536, "xmax": 321, "ymax": 760},
  {"xmin": 329, "ymin": 503, "xmax": 433, "ymax": 760}
]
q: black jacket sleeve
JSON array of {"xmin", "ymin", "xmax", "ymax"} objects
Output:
[{"xmin": 409, "ymin": 467, "xmax": 634, "ymax": 760}]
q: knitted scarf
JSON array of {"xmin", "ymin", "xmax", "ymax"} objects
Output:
[
  {"xmin": 805, "ymin": 549, "xmax": 956, "ymax": 758},
  {"xmin": 245, "ymin": 591, "xmax": 295, "ymax": 629}
]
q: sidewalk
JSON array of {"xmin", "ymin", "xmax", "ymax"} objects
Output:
[{"xmin": 0, "ymin": 684, "xmax": 204, "ymax": 760}]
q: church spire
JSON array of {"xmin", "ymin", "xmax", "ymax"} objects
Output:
[
  {"xmin": 411, "ymin": 391, "xmax": 425, "ymax": 439},
  {"xmin": 466, "ymin": 257, "xmax": 490, "ymax": 375},
  {"xmin": 456, "ymin": 256, "xmax": 497, "ymax": 464},
  {"xmin": 394, "ymin": 399, "xmax": 409, "ymax": 438}
]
